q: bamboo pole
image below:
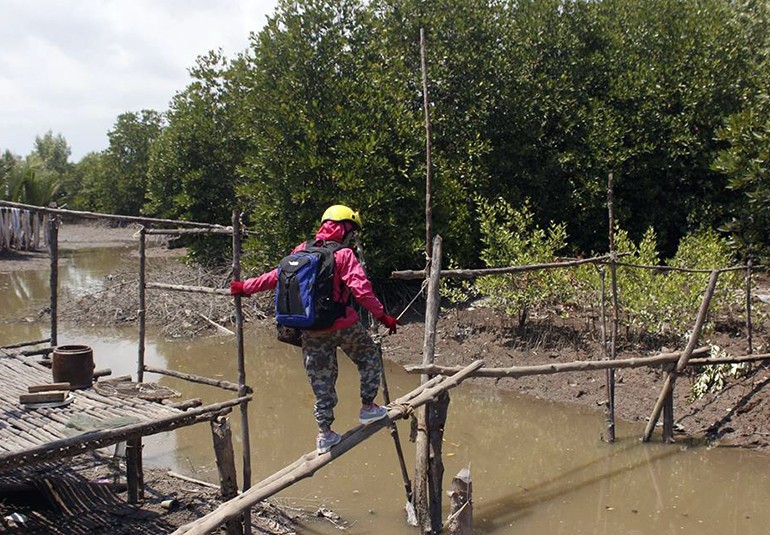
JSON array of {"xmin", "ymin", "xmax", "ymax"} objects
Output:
[
  {"xmin": 0, "ymin": 200, "xmax": 227, "ymax": 230},
  {"xmin": 47, "ymin": 210, "xmax": 59, "ymax": 347},
  {"xmin": 406, "ymin": 347, "xmax": 713, "ymax": 376},
  {"xmin": 232, "ymin": 210, "xmax": 252, "ymax": 535},
  {"xmin": 420, "ymin": 27, "xmax": 434, "ymax": 259},
  {"xmin": 643, "ymin": 270, "xmax": 720, "ymax": 442},
  {"xmin": 414, "ymin": 235, "xmax": 444, "ymax": 534},
  {"xmin": 746, "ymin": 259, "xmax": 754, "ymax": 355},
  {"xmin": 171, "ymin": 360, "xmax": 485, "ymax": 535},
  {"xmin": 0, "ymin": 339, "xmax": 51, "ymax": 350},
  {"xmin": 144, "ymin": 228, "xmax": 234, "ymax": 236},
  {"xmin": 143, "ymin": 365, "xmax": 245, "ymax": 392},
  {"xmin": 392, "ymin": 255, "xmax": 751, "ymax": 281},
  {"xmin": 145, "ymin": 282, "xmax": 230, "ymax": 295},
  {"xmin": 391, "ymin": 254, "xmax": 621, "ymax": 280},
  {"xmin": 137, "ymin": 226, "xmax": 147, "ymax": 383},
  {"xmin": 607, "ymin": 173, "xmax": 617, "ymax": 443},
  {"xmin": 613, "ymin": 262, "xmax": 748, "ymax": 273}
]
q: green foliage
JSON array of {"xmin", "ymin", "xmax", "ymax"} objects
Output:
[
  {"xmin": 1, "ymin": 155, "xmax": 61, "ymax": 206},
  {"xmin": 689, "ymin": 345, "xmax": 749, "ymax": 401},
  {"xmin": 611, "ymin": 226, "xmax": 739, "ymax": 337},
  {"xmin": 713, "ymin": 91, "xmax": 770, "ymax": 261},
  {"xmin": 475, "ymin": 197, "xmax": 570, "ymax": 328},
  {"xmin": 236, "ymin": 0, "xmax": 425, "ymax": 273},
  {"xmin": 11, "ymin": 0, "xmax": 770, "ymax": 282},
  {"xmin": 87, "ymin": 111, "xmax": 163, "ymax": 216}
]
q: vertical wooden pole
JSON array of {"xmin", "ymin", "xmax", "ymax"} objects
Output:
[
  {"xmin": 428, "ymin": 392, "xmax": 449, "ymax": 532},
  {"xmin": 126, "ymin": 437, "xmax": 144, "ymax": 503},
  {"xmin": 606, "ymin": 174, "xmax": 617, "ymax": 442},
  {"xmin": 662, "ymin": 383, "xmax": 675, "ymax": 443},
  {"xmin": 137, "ymin": 226, "xmax": 147, "ymax": 383},
  {"xmin": 47, "ymin": 211, "xmax": 59, "ymax": 347},
  {"xmin": 413, "ymin": 236, "xmax": 443, "ymax": 534},
  {"xmin": 643, "ymin": 270, "xmax": 720, "ymax": 442},
  {"xmin": 420, "ymin": 28, "xmax": 434, "ymax": 259},
  {"xmin": 447, "ymin": 468, "xmax": 473, "ymax": 535},
  {"xmin": 746, "ymin": 259, "xmax": 753, "ymax": 355},
  {"xmin": 211, "ymin": 416, "xmax": 242, "ymax": 535},
  {"xmin": 231, "ymin": 210, "xmax": 252, "ymax": 535}
]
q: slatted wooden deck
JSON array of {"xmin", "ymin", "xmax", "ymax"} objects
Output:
[{"xmin": 0, "ymin": 353, "xmax": 239, "ymax": 473}]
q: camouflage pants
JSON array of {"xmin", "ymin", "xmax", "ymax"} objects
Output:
[{"xmin": 301, "ymin": 321, "xmax": 382, "ymax": 431}]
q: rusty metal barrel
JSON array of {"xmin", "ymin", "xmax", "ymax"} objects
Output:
[{"xmin": 52, "ymin": 345, "xmax": 95, "ymax": 389}]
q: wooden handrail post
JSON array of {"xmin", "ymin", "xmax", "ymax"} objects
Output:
[
  {"xmin": 137, "ymin": 226, "xmax": 147, "ymax": 383},
  {"xmin": 47, "ymin": 209, "xmax": 59, "ymax": 347},
  {"xmin": 231, "ymin": 209, "xmax": 252, "ymax": 535},
  {"xmin": 414, "ymin": 235, "xmax": 444, "ymax": 534}
]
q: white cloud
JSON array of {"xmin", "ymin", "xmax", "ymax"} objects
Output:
[{"xmin": 0, "ymin": 0, "xmax": 277, "ymax": 161}]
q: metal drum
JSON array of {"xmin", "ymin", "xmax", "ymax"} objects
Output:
[{"xmin": 52, "ymin": 345, "xmax": 95, "ymax": 389}]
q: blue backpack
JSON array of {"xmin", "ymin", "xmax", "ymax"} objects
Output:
[{"xmin": 275, "ymin": 240, "xmax": 346, "ymax": 329}]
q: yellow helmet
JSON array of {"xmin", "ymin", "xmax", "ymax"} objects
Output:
[{"xmin": 321, "ymin": 204, "xmax": 362, "ymax": 229}]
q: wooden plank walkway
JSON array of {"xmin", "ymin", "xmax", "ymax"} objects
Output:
[{"xmin": 0, "ymin": 353, "xmax": 238, "ymax": 472}]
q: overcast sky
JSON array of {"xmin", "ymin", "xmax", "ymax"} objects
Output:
[{"xmin": 0, "ymin": 0, "xmax": 278, "ymax": 162}]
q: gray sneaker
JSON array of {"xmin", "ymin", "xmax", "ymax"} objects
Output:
[
  {"xmin": 359, "ymin": 403, "xmax": 388, "ymax": 425},
  {"xmin": 317, "ymin": 430, "xmax": 342, "ymax": 454}
]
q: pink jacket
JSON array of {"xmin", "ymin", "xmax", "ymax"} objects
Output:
[{"xmin": 241, "ymin": 220, "xmax": 386, "ymax": 331}]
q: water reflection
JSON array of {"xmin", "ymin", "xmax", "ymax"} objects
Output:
[{"xmin": 3, "ymin": 251, "xmax": 770, "ymax": 534}]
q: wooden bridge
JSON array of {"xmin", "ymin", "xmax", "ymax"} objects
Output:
[{"xmin": 2, "ymin": 200, "xmax": 769, "ymax": 535}]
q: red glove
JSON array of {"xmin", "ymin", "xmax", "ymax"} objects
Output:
[
  {"xmin": 230, "ymin": 281, "xmax": 246, "ymax": 296},
  {"xmin": 379, "ymin": 314, "xmax": 400, "ymax": 334}
]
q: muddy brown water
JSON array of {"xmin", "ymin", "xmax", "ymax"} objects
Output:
[{"xmin": 3, "ymin": 248, "xmax": 770, "ymax": 534}]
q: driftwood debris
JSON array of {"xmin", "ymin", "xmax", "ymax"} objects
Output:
[
  {"xmin": 172, "ymin": 359, "xmax": 485, "ymax": 535},
  {"xmin": 446, "ymin": 468, "xmax": 472, "ymax": 535}
]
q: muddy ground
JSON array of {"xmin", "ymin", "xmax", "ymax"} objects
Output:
[{"xmin": 4, "ymin": 221, "xmax": 770, "ymax": 532}]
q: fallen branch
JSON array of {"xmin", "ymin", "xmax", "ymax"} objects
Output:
[
  {"xmin": 196, "ymin": 312, "xmax": 234, "ymax": 335},
  {"xmin": 167, "ymin": 471, "xmax": 220, "ymax": 490}
]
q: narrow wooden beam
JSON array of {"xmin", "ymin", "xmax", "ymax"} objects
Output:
[
  {"xmin": 146, "ymin": 282, "xmax": 230, "ymax": 295},
  {"xmin": 144, "ymin": 365, "xmax": 245, "ymax": 392},
  {"xmin": 0, "ymin": 199, "xmax": 228, "ymax": 230},
  {"xmin": 171, "ymin": 360, "xmax": 485, "ymax": 535},
  {"xmin": 405, "ymin": 347, "xmax": 712, "ymax": 377},
  {"xmin": 391, "ymin": 254, "xmax": 620, "ymax": 281},
  {"xmin": 0, "ymin": 338, "xmax": 51, "ymax": 350}
]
